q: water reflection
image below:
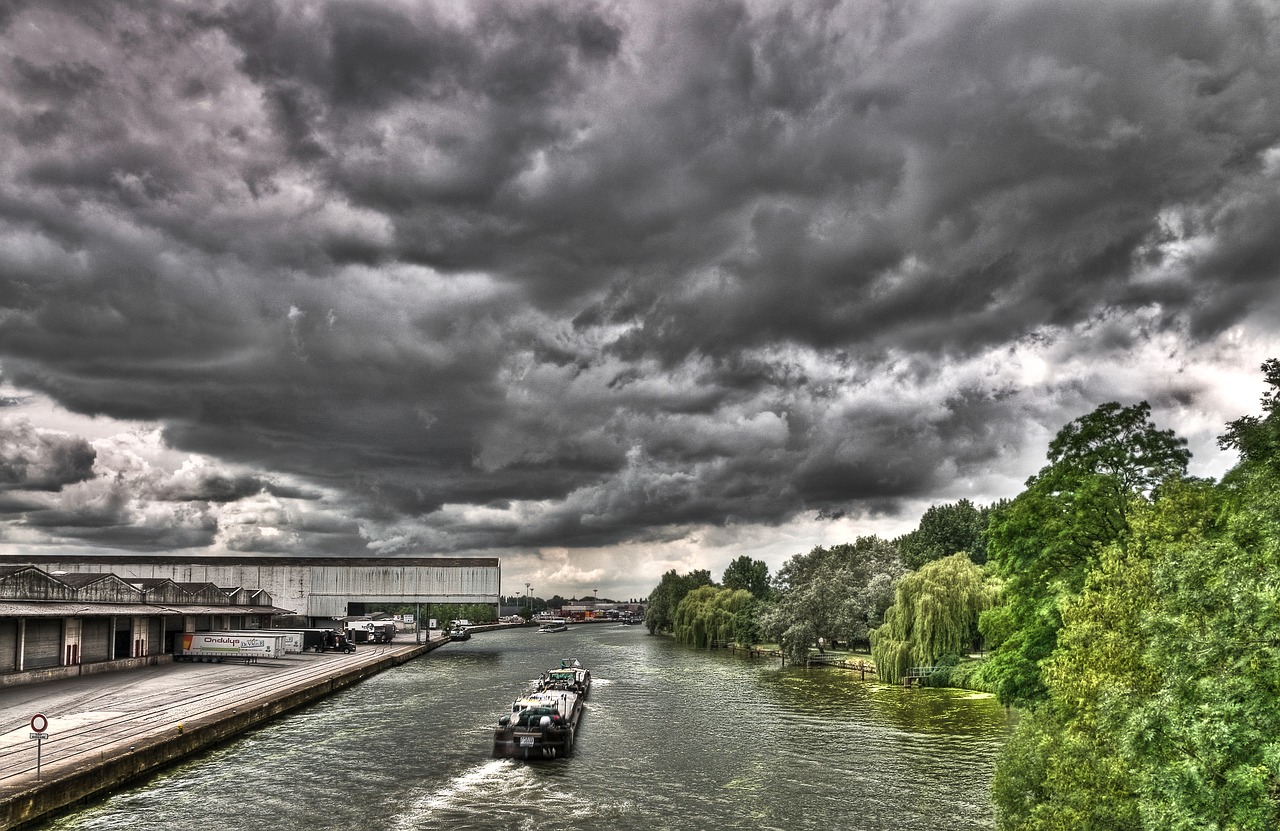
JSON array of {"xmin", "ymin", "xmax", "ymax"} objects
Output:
[{"xmin": 759, "ymin": 665, "xmax": 1012, "ymax": 735}]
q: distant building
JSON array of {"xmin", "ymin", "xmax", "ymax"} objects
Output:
[{"xmin": 556, "ymin": 601, "xmax": 646, "ymax": 621}]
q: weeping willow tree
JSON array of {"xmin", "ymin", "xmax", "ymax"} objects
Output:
[
  {"xmin": 672, "ymin": 586, "xmax": 755, "ymax": 648},
  {"xmin": 871, "ymin": 553, "xmax": 995, "ymax": 684}
]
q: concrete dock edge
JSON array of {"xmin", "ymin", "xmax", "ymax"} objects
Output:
[{"xmin": 0, "ymin": 639, "xmax": 444, "ymax": 831}]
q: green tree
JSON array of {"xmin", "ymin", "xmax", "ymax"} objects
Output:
[
  {"xmin": 644, "ymin": 569, "xmax": 712, "ymax": 635},
  {"xmin": 988, "ymin": 369, "xmax": 1280, "ymax": 830},
  {"xmin": 672, "ymin": 586, "xmax": 756, "ymax": 648},
  {"xmin": 1128, "ymin": 533, "xmax": 1280, "ymax": 830},
  {"xmin": 994, "ymin": 477, "xmax": 1239, "ymax": 831},
  {"xmin": 769, "ymin": 537, "xmax": 905, "ymax": 660},
  {"xmin": 896, "ymin": 498, "xmax": 991, "ymax": 569},
  {"xmin": 992, "ymin": 534, "xmax": 1160, "ymax": 831},
  {"xmin": 981, "ymin": 401, "xmax": 1190, "ymax": 707},
  {"xmin": 722, "ymin": 555, "xmax": 772, "ymax": 600},
  {"xmin": 1116, "ymin": 375, "xmax": 1280, "ymax": 830},
  {"xmin": 1220, "ymin": 357, "xmax": 1280, "ymax": 472},
  {"xmin": 871, "ymin": 553, "xmax": 994, "ymax": 685}
]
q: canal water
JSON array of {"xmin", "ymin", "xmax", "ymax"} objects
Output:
[{"xmin": 37, "ymin": 624, "xmax": 1012, "ymax": 831}]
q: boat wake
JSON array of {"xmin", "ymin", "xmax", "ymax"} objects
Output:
[{"xmin": 390, "ymin": 759, "xmax": 530, "ymax": 829}]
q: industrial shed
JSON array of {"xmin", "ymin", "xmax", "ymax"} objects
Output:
[
  {"xmin": 0, "ymin": 555, "xmax": 502, "ymax": 625},
  {"xmin": 0, "ymin": 565, "xmax": 286, "ymax": 685}
]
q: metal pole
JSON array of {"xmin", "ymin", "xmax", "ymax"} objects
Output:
[{"xmin": 36, "ymin": 737, "xmax": 42, "ymax": 780}]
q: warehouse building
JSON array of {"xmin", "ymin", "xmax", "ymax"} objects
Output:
[
  {"xmin": 0, "ymin": 564, "xmax": 286, "ymax": 685},
  {"xmin": 0, "ymin": 555, "xmax": 501, "ymax": 686},
  {"xmin": 0, "ymin": 555, "xmax": 502, "ymax": 624}
]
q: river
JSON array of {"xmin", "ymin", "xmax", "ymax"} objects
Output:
[{"xmin": 36, "ymin": 624, "xmax": 1012, "ymax": 831}]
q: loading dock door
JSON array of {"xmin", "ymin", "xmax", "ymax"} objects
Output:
[
  {"xmin": 0, "ymin": 620, "xmax": 16, "ymax": 673},
  {"xmin": 81, "ymin": 618, "xmax": 111, "ymax": 663},
  {"xmin": 24, "ymin": 619, "xmax": 61, "ymax": 669},
  {"xmin": 113, "ymin": 618, "xmax": 131, "ymax": 659},
  {"xmin": 148, "ymin": 618, "xmax": 163, "ymax": 656},
  {"xmin": 164, "ymin": 617, "xmax": 183, "ymax": 654}
]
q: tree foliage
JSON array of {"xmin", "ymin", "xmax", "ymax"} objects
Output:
[
  {"xmin": 990, "ymin": 362, "xmax": 1280, "ymax": 830},
  {"xmin": 871, "ymin": 553, "xmax": 995, "ymax": 685},
  {"xmin": 768, "ymin": 537, "xmax": 905, "ymax": 661},
  {"xmin": 981, "ymin": 400, "xmax": 1190, "ymax": 707},
  {"xmin": 1122, "ymin": 468, "xmax": 1280, "ymax": 830},
  {"xmin": 644, "ymin": 568, "xmax": 712, "ymax": 635},
  {"xmin": 721, "ymin": 555, "xmax": 772, "ymax": 600},
  {"xmin": 672, "ymin": 585, "xmax": 757, "ymax": 648},
  {"xmin": 895, "ymin": 498, "xmax": 992, "ymax": 568},
  {"xmin": 1220, "ymin": 357, "xmax": 1280, "ymax": 474},
  {"xmin": 1045, "ymin": 400, "xmax": 1191, "ymax": 501}
]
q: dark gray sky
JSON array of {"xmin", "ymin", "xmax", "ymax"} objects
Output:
[{"xmin": 1, "ymin": 0, "xmax": 1278, "ymax": 599}]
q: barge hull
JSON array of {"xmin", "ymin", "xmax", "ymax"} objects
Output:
[{"xmin": 492, "ymin": 725, "xmax": 574, "ymax": 760}]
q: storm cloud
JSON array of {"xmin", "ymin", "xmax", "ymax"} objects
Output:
[{"xmin": 1, "ymin": 0, "xmax": 1278, "ymax": 596}]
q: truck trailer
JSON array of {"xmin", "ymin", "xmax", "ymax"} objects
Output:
[
  {"xmin": 268, "ymin": 628, "xmax": 336, "ymax": 652},
  {"xmin": 215, "ymin": 630, "xmax": 306, "ymax": 653},
  {"xmin": 174, "ymin": 632, "xmax": 288, "ymax": 663}
]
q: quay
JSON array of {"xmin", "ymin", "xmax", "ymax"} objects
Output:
[{"xmin": 0, "ymin": 633, "xmax": 451, "ymax": 831}]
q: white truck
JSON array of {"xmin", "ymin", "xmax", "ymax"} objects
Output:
[
  {"xmin": 348, "ymin": 621, "xmax": 397, "ymax": 644},
  {"xmin": 174, "ymin": 632, "xmax": 289, "ymax": 663}
]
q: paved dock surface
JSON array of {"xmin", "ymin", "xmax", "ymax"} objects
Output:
[{"xmin": 0, "ymin": 635, "xmax": 448, "ymax": 829}]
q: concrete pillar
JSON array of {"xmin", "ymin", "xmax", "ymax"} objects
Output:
[
  {"xmin": 64, "ymin": 618, "xmax": 82, "ymax": 666},
  {"xmin": 132, "ymin": 617, "xmax": 146, "ymax": 657}
]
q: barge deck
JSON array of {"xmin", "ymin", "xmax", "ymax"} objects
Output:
[{"xmin": 492, "ymin": 659, "xmax": 591, "ymax": 760}]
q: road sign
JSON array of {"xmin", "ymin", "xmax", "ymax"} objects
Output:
[{"xmin": 29, "ymin": 717, "xmax": 48, "ymax": 780}]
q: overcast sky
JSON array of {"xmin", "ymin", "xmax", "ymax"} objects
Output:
[{"xmin": 2, "ymin": 0, "xmax": 1279, "ymax": 601}]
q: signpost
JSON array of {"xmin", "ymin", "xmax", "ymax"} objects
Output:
[{"xmin": 29, "ymin": 713, "xmax": 48, "ymax": 779}]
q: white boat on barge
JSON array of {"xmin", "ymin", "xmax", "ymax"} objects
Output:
[{"xmin": 493, "ymin": 659, "xmax": 591, "ymax": 760}]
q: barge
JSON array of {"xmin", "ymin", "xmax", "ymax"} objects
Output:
[{"xmin": 493, "ymin": 659, "xmax": 591, "ymax": 760}]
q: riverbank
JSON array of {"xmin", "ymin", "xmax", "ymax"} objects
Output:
[
  {"xmin": 0, "ymin": 634, "xmax": 450, "ymax": 831},
  {"xmin": 717, "ymin": 643, "xmax": 878, "ymax": 675},
  {"xmin": 703, "ymin": 639, "xmax": 994, "ymax": 693}
]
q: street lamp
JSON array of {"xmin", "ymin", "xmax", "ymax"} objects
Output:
[{"xmin": 525, "ymin": 583, "xmax": 532, "ymax": 615}]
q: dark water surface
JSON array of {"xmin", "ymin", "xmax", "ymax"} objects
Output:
[{"xmin": 38, "ymin": 625, "xmax": 1012, "ymax": 831}]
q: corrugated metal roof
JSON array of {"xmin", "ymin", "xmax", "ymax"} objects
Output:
[
  {"xmin": 0, "ymin": 602, "xmax": 174, "ymax": 617},
  {"xmin": 126, "ymin": 577, "xmax": 179, "ymax": 588},
  {"xmin": 0, "ymin": 602, "xmax": 294, "ymax": 617},
  {"xmin": 0, "ymin": 554, "xmax": 500, "ymax": 568},
  {"xmin": 56, "ymin": 573, "xmax": 117, "ymax": 588},
  {"xmin": 162, "ymin": 605, "xmax": 295, "ymax": 615}
]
